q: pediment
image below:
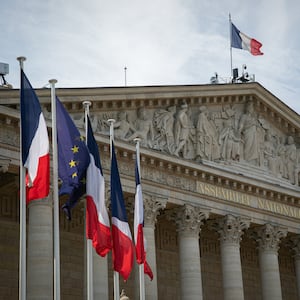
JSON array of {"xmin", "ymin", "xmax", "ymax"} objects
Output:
[
  {"xmin": 41, "ymin": 83, "xmax": 300, "ymax": 188},
  {"xmin": 1, "ymin": 82, "xmax": 300, "ymax": 191}
]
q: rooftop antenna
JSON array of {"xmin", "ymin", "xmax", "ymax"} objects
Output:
[
  {"xmin": 0, "ymin": 62, "xmax": 12, "ymax": 88},
  {"xmin": 124, "ymin": 66, "xmax": 127, "ymax": 86}
]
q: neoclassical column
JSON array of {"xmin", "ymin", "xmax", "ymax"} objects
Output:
[
  {"xmin": 291, "ymin": 235, "xmax": 300, "ymax": 299},
  {"xmin": 170, "ymin": 203, "xmax": 209, "ymax": 300},
  {"xmin": 254, "ymin": 224, "xmax": 287, "ymax": 300},
  {"xmin": 215, "ymin": 214, "xmax": 250, "ymax": 300},
  {"xmin": 143, "ymin": 194, "xmax": 167, "ymax": 300},
  {"xmin": 27, "ymin": 197, "xmax": 53, "ymax": 300}
]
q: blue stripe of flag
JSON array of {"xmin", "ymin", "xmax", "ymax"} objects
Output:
[
  {"xmin": 87, "ymin": 116, "xmax": 103, "ymax": 175},
  {"xmin": 110, "ymin": 141, "xmax": 128, "ymax": 222},
  {"xmin": 20, "ymin": 70, "xmax": 43, "ymax": 165}
]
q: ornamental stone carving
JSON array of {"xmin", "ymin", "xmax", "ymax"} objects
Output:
[
  {"xmin": 168, "ymin": 204, "xmax": 210, "ymax": 237},
  {"xmin": 254, "ymin": 223, "xmax": 287, "ymax": 252},
  {"xmin": 214, "ymin": 215, "xmax": 250, "ymax": 245},
  {"xmin": 143, "ymin": 194, "xmax": 167, "ymax": 228},
  {"xmin": 67, "ymin": 99, "xmax": 300, "ymax": 186}
]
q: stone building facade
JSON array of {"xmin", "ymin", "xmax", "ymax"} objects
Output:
[{"xmin": 0, "ymin": 82, "xmax": 300, "ymax": 299}]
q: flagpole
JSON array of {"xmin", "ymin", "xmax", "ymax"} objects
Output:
[
  {"xmin": 108, "ymin": 118, "xmax": 120, "ymax": 300},
  {"xmin": 229, "ymin": 13, "xmax": 233, "ymax": 80},
  {"xmin": 134, "ymin": 137, "xmax": 145, "ymax": 300},
  {"xmin": 17, "ymin": 56, "xmax": 26, "ymax": 300},
  {"xmin": 83, "ymin": 101, "xmax": 94, "ymax": 300},
  {"xmin": 49, "ymin": 78, "xmax": 61, "ymax": 300}
]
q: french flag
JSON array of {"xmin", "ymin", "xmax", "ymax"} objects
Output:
[
  {"xmin": 20, "ymin": 70, "xmax": 50, "ymax": 203},
  {"xmin": 134, "ymin": 157, "xmax": 153, "ymax": 280},
  {"xmin": 86, "ymin": 116, "xmax": 112, "ymax": 257},
  {"xmin": 231, "ymin": 22, "xmax": 263, "ymax": 56},
  {"xmin": 110, "ymin": 141, "xmax": 134, "ymax": 281}
]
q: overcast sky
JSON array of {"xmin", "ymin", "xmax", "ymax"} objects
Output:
[{"xmin": 1, "ymin": 0, "xmax": 300, "ymax": 113}]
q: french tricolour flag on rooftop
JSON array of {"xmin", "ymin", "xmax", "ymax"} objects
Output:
[
  {"xmin": 231, "ymin": 22, "xmax": 263, "ymax": 56},
  {"xmin": 110, "ymin": 141, "xmax": 134, "ymax": 281},
  {"xmin": 86, "ymin": 116, "xmax": 112, "ymax": 257},
  {"xmin": 20, "ymin": 70, "xmax": 50, "ymax": 203}
]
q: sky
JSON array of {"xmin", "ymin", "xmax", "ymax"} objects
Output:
[{"xmin": 1, "ymin": 0, "xmax": 300, "ymax": 113}]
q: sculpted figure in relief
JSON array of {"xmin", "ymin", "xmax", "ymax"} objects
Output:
[
  {"xmin": 263, "ymin": 130, "xmax": 277, "ymax": 174},
  {"xmin": 238, "ymin": 101, "xmax": 260, "ymax": 164},
  {"xmin": 195, "ymin": 106, "xmax": 220, "ymax": 161},
  {"xmin": 125, "ymin": 107, "xmax": 154, "ymax": 147},
  {"xmin": 276, "ymin": 136, "xmax": 287, "ymax": 178},
  {"xmin": 285, "ymin": 136, "xmax": 297, "ymax": 184},
  {"xmin": 218, "ymin": 105, "xmax": 241, "ymax": 161},
  {"xmin": 153, "ymin": 106, "xmax": 176, "ymax": 153},
  {"xmin": 174, "ymin": 103, "xmax": 193, "ymax": 158},
  {"xmin": 113, "ymin": 111, "xmax": 134, "ymax": 140}
]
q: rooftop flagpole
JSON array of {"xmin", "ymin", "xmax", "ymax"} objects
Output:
[
  {"xmin": 83, "ymin": 100, "xmax": 94, "ymax": 300},
  {"xmin": 17, "ymin": 56, "xmax": 26, "ymax": 300},
  {"xmin": 49, "ymin": 78, "xmax": 61, "ymax": 300},
  {"xmin": 107, "ymin": 118, "xmax": 120, "ymax": 300},
  {"xmin": 229, "ymin": 13, "xmax": 233, "ymax": 81},
  {"xmin": 134, "ymin": 137, "xmax": 146, "ymax": 300}
]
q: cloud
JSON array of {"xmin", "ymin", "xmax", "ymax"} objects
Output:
[{"xmin": 1, "ymin": 0, "xmax": 300, "ymax": 113}]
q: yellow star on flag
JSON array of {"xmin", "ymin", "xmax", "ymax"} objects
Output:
[
  {"xmin": 71, "ymin": 145, "xmax": 79, "ymax": 153},
  {"xmin": 72, "ymin": 172, "xmax": 78, "ymax": 179},
  {"xmin": 69, "ymin": 160, "xmax": 76, "ymax": 168}
]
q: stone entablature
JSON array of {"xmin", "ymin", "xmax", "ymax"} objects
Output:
[{"xmin": 1, "ymin": 83, "xmax": 300, "ymax": 226}]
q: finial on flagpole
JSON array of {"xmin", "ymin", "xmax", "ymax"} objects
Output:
[
  {"xmin": 83, "ymin": 101, "xmax": 92, "ymax": 116},
  {"xmin": 83, "ymin": 101, "xmax": 92, "ymax": 108},
  {"xmin": 108, "ymin": 118, "xmax": 116, "ymax": 125},
  {"xmin": 49, "ymin": 79, "xmax": 58, "ymax": 85},
  {"xmin": 17, "ymin": 56, "xmax": 26, "ymax": 69},
  {"xmin": 134, "ymin": 137, "xmax": 141, "ymax": 144}
]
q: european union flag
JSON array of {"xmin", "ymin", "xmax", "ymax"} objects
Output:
[{"xmin": 56, "ymin": 97, "xmax": 90, "ymax": 219}]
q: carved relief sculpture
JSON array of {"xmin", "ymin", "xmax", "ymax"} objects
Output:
[
  {"xmin": 238, "ymin": 101, "xmax": 261, "ymax": 165},
  {"xmin": 196, "ymin": 106, "xmax": 220, "ymax": 162},
  {"xmin": 89, "ymin": 99, "xmax": 299, "ymax": 186}
]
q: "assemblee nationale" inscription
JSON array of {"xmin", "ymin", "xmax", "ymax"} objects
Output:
[{"xmin": 197, "ymin": 181, "xmax": 300, "ymax": 219}]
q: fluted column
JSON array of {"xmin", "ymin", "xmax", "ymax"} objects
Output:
[
  {"xmin": 143, "ymin": 194, "xmax": 167, "ymax": 300},
  {"xmin": 215, "ymin": 215, "xmax": 250, "ymax": 300},
  {"xmin": 170, "ymin": 204, "xmax": 209, "ymax": 300},
  {"xmin": 291, "ymin": 235, "xmax": 300, "ymax": 299},
  {"xmin": 27, "ymin": 197, "xmax": 53, "ymax": 300},
  {"xmin": 255, "ymin": 224, "xmax": 287, "ymax": 300}
]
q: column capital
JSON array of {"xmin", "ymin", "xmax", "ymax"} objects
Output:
[
  {"xmin": 254, "ymin": 223, "xmax": 287, "ymax": 252},
  {"xmin": 143, "ymin": 193, "xmax": 167, "ymax": 228},
  {"xmin": 213, "ymin": 214, "xmax": 250, "ymax": 245},
  {"xmin": 169, "ymin": 204, "xmax": 210, "ymax": 237}
]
